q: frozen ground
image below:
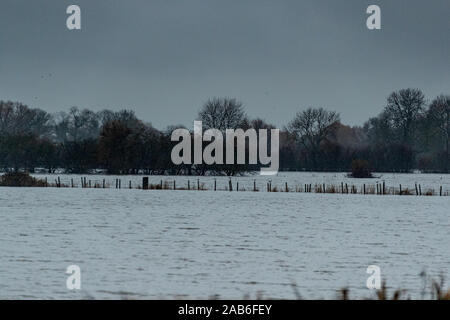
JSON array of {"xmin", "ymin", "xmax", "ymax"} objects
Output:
[{"xmin": 0, "ymin": 187, "xmax": 448, "ymax": 299}]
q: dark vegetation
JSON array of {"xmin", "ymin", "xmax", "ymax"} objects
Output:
[
  {"xmin": 349, "ymin": 159, "xmax": 373, "ymax": 178},
  {"xmin": 0, "ymin": 89, "xmax": 448, "ymax": 175},
  {"xmin": 0, "ymin": 172, "xmax": 47, "ymax": 187}
]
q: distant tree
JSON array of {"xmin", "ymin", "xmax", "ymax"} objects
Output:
[
  {"xmin": 387, "ymin": 143, "xmax": 415, "ymax": 172},
  {"xmin": 0, "ymin": 133, "xmax": 39, "ymax": 172},
  {"xmin": 198, "ymin": 97, "xmax": 247, "ymax": 130},
  {"xmin": 61, "ymin": 139, "xmax": 98, "ymax": 173},
  {"xmin": 415, "ymin": 112, "xmax": 435, "ymax": 153},
  {"xmin": 0, "ymin": 101, "xmax": 52, "ymax": 138},
  {"xmin": 28, "ymin": 108, "xmax": 53, "ymax": 138},
  {"xmin": 36, "ymin": 138, "xmax": 58, "ymax": 173},
  {"xmin": 98, "ymin": 120, "xmax": 133, "ymax": 174},
  {"xmin": 287, "ymin": 107, "xmax": 340, "ymax": 169},
  {"xmin": 363, "ymin": 111, "xmax": 393, "ymax": 145},
  {"xmin": 152, "ymin": 129, "xmax": 174, "ymax": 174},
  {"xmin": 250, "ymin": 118, "xmax": 275, "ymax": 130},
  {"xmin": 385, "ymin": 88, "xmax": 426, "ymax": 145},
  {"xmin": 54, "ymin": 107, "xmax": 100, "ymax": 142},
  {"xmin": 1, "ymin": 91, "xmax": 448, "ymax": 174},
  {"xmin": 126, "ymin": 123, "xmax": 161, "ymax": 174},
  {"xmin": 196, "ymin": 98, "xmax": 249, "ymax": 175},
  {"xmin": 97, "ymin": 109, "xmax": 116, "ymax": 126},
  {"xmin": 98, "ymin": 109, "xmax": 142, "ymax": 130},
  {"xmin": 427, "ymin": 94, "xmax": 450, "ymax": 172},
  {"xmin": 279, "ymin": 131, "xmax": 299, "ymax": 171}
]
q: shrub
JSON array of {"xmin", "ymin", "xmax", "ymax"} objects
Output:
[
  {"xmin": 349, "ymin": 159, "xmax": 373, "ymax": 178},
  {"xmin": 0, "ymin": 172, "xmax": 47, "ymax": 187}
]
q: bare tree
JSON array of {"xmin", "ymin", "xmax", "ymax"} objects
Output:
[
  {"xmin": 287, "ymin": 107, "xmax": 340, "ymax": 147},
  {"xmin": 98, "ymin": 109, "xmax": 143, "ymax": 130},
  {"xmin": 198, "ymin": 97, "xmax": 247, "ymax": 131},
  {"xmin": 385, "ymin": 88, "xmax": 426, "ymax": 145},
  {"xmin": 364, "ymin": 111, "xmax": 393, "ymax": 145},
  {"xmin": 287, "ymin": 107, "xmax": 340, "ymax": 169},
  {"xmin": 196, "ymin": 98, "xmax": 249, "ymax": 175},
  {"xmin": 0, "ymin": 101, "xmax": 52, "ymax": 137},
  {"xmin": 250, "ymin": 118, "xmax": 275, "ymax": 130},
  {"xmin": 53, "ymin": 107, "xmax": 100, "ymax": 141},
  {"xmin": 428, "ymin": 94, "xmax": 450, "ymax": 171}
]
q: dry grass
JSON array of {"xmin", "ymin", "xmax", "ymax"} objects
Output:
[
  {"xmin": 336, "ymin": 274, "xmax": 450, "ymax": 300},
  {"xmin": 205, "ymin": 276, "xmax": 450, "ymax": 300}
]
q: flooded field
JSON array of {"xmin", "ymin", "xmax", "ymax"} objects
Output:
[{"xmin": 0, "ymin": 184, "xmax": 448, "ymax": 299}]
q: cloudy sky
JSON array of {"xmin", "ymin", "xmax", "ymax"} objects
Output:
[{"xmin": 0, "ymin": 0, "xmax": 448, "ymax": 129}]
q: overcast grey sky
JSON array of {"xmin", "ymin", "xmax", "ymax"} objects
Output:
[{"xmin": 0, "ymin": 0, "xmax": 448, "ymax": 129}]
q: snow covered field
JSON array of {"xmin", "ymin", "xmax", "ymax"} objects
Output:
[{"xmin": 0, "ymin": 186, "xmax": 448, "ymax": 299}]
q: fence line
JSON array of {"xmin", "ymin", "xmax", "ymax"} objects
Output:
[{"xmin": 25, "ymin": 176, "xmax": 450, "ymax": 197}]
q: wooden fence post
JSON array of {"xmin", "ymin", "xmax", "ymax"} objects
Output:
[{"xmin": 142, "ymin": 177, "xmax": 149, "ymax": 190}]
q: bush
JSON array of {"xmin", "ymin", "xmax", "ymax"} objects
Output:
[
  {"xmin": 0, "ymin": 172, "xmax": 47, "ymax": 187},
  {"xmin": 349, "ymin": 159, "xmax": 373, "ymax": 178}
]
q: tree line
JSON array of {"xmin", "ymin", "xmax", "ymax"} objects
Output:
[{"xmin": 0, "ymin": 88, "xmax": 448, "ymax": 175}]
